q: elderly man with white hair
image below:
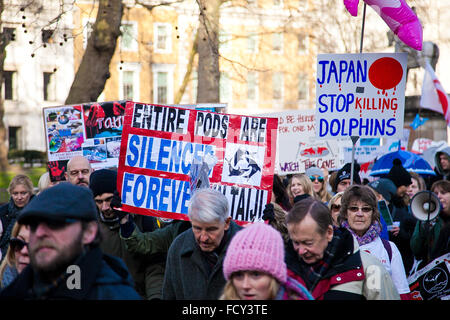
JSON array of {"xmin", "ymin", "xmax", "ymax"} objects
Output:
[{"xmin": 162, "ymin": 188, "xmax": 242, "ymax": 300}]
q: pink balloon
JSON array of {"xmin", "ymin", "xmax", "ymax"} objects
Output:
[{"xmin": 343, "ymin": 0, "xmax": 423, "ymax": 51}]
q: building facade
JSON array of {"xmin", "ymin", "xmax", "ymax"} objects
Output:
[{"xmin": 2, "ymin": 0, "xmax": 450, "ymax": 153}]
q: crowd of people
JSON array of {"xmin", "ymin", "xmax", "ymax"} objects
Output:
[{"xmin": 0, "ymin": 153, "xmax": 448, "ymax": 300}]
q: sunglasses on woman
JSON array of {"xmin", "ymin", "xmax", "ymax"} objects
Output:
[
  {"xmin": 331, "ymin": 204, "xmax": 341, "ymax": 212},
  {"xmin": 9, "ymin": 238, "xmax": 28, "ymax": 252},
  {"xmin": 348, "ymin": 206, "xmax": 373, "ymax": 213},
  {"xmin": 309, "ymin": 176, "xmax": 324, "ymax": 183}
]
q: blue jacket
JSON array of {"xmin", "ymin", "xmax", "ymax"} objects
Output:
[{"xmin": 0, "ymin": 247, "xmax": 141, "ymax": 300}]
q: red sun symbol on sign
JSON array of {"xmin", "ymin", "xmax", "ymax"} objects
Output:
[{"xmin": 368, "ymin": 57, "xmax": 403, "ymax": 90}]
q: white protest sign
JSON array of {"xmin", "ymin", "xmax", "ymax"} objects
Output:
[
  {"xmin": 316, "ymin": 53, "xmax": 408, "ymax": 139},
  {"xmin": 259, "ymin": 109, "xmax": 345, "ymax": 174}
]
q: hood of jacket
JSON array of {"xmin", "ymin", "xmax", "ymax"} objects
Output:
[{"xmin": 434, "ymin": 146, "xmax": 450, "ymax": 175}]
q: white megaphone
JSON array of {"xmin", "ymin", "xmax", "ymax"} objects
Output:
[{"xmin": 410, "ymin": 191, "xmax": 441, "ymax": 221}]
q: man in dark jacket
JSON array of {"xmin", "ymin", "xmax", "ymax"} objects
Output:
[
  {"xmin": 285, "ymin": 197, "xmax": 399, "ymax": 300},
  {"xmin": 89, "ymin": 169, "xmax": 160, "ymax": 299},
  {"xmin": 0, "ymin": 182, "xmax": 141, "ymax": 300},
  {"xmin": 162, "ymin": 188, "xmax": 242, "ymax": 300}
]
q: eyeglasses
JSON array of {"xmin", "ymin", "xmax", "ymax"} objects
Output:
[
  {"xmin": 331, "ymin": 204, "xmax": 341, "ymax": 212},
  {"xmin": 69, "ymin": 169, "xmax": 90, "ymax": 177},
  {"xmin": 9, "ymin": 238, "xmax": 28, "ymax": 252},
  {"xmin": 309, "ymin": 176, "xmax": 324, "ymax": 183},
  {"xmin": 348, "ymin": 206, "xmax": 373, "ymax": 213}
]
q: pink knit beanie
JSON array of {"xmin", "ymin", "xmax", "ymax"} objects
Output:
[{"xmin": 223, "ymin": 222, "xmax": 287, "ymax": 284}]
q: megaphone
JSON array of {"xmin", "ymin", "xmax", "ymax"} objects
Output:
[{"xmin": 410, "ymin": 191, "xmax": 441, "ymax": 221}]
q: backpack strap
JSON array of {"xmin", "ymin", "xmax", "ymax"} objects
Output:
[{"xmin": 381, "ymin": 238, "xmax": 392, "ymax": 263}]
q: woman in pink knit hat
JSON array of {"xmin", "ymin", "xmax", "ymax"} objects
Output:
[{"xmin": 221, "ymin": 223, "xmax": 313, "ymax": 300}]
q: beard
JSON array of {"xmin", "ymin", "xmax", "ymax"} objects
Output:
[{"xmin": 30, "ymin": 231, "xmax": 85, "ymax": 283}]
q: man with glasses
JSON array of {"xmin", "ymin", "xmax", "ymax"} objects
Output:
[
  {"xmin": 64, "ymin": 155, "xmax": 92, "ymax": 187},
  {"xmin": 285, "ymin": 197, "xmax": 400, "ymax": 300},
  {"xmin": 0, "ymin": 182, "xmax": 141, "ymax": 299}
]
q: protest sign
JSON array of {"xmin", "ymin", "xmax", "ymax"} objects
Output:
[
  {"xmin": 117, "ymin": 102, "xmax": 278, "ymax": 224},
  {"xmin": 408, "ymin": 253, "xmax": 450, "ymax": 300},
  {"xmin": 43, "ymin": 101, "xmax": 126, "ymax": 170},
  {"xmin": 260, "ymin": 109, "xmax": 345, "ymax": 174},
  {"xmin": 315, "ymin": 53, "xmax": 407, "ymax": 139},
  {"xmin": 411, "ymin": 138, "xmax": 433, "ymax": 154},
  {"xmin": 43, "ymin": 105, "xmax": 84, "ymax": 161},
  {"xmin": 47, "ymin": 160, "xmax": 68, "ymax": 182}
]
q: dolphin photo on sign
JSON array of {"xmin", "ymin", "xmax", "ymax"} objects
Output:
[{"xmin": 315, "ymin": 52, "xmax": 407, "ymax": 139}]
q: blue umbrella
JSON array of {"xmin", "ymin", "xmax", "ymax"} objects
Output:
[{"xmin": 370, "ymin": 150, "xmax": 436, "ymax": 177}]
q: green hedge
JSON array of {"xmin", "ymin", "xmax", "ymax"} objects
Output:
[
  {"xmin": 0, "ymin": 167, "xmax": 47, "ymax": 189},
  {"xmin": 8, "ymin": 149, "xmax": 47, "ymax": 163}
]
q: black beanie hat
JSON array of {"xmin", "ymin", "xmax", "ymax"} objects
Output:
[
  {"xmin": 89, "ymin": 169, "xmax": 117, "ymax": 197},
  {"xmin": 334, "ymin": 162, "xmax": 361, "ymax": 190},
  {"xmin": 386, "ymin": 158, "xmax": 412, "ymax": 188}
]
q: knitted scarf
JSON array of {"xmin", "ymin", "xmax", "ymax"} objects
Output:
[
  {"xmin": 275, "ymin": 275, "xmax": 315, "ymax": 300},
  {"xmin": 300, "ymin": 228, "xmax": 344, "ymax": 291},
  {"xmin": 341, "ymin": 220, "xmax": 381, "ymax": 246}
]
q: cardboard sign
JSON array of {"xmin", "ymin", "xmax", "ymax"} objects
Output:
[
  {"xmin": 408, "ymin": 253, "xmax": 450, "ymax": 300},
  {"xmin": 43, "ymin": 101, "xmax": 126, "ymax": 170},
  {"xmin": 315, "ymin": 53, "xmax": 407, "ymax": 139},
  {"xmin": 117, "ymin": 102, "xmax": 278, "ymax": 223},
  {"xmin": 43, "ymin": 105, "xmax": 84, "ymax": 161},
  {"xmin": 260, "ymin": 109, "xmax": 344, "ymax": 174}
]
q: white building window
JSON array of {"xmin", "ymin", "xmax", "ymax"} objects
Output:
[
  {"xmin": 8, "ymin": 126, "xmax": 22, "ymax": 150},
  {"xmin": 118, "ymin": 63, "xmax": 141, "ymax": 101},
  {"xmin": 3, "ymin": 28, "xmax": 16, "ymax": 43},
  {"xmin": 43, "ymin": 72, "xmax": 56, "ymax": 101},
  {"xmin": 120, "ymin": 22, "xmax": 138, "ymax": 51},
  {"xmin": 297, "ymin": 33, "xmax": 308, "ymax": 54},
  {"xmin": 272, "ymin": 72, "xmax": 283, "ymax": 100},
  {"xmin": 154, "ymin": 23, "xmax": 172, "ymax": 53},
  {"xmin": 219, "ymin": 30, "xmax": 231, "ymax": 53},
  {"xmin": 152, "ymin": 64, "xmax": 175, "ymax": 104},
  {"xmin": 272, "ymin": 33, "xmax": 283, "ymax": 54},
  {"xmin": 247, "ymin": 32, "xmax": 258, "ymax": 53},
  {"xmin": 220, "ymin": 72, "xmax": 232, "ymax": 103},
  {"xmin": 273, "ymin": 0, "xmax": 283, "ymax": 7},
  {"xmin": 247, "ymin": 71, "xmax": 258, "ymax": 101},
  {"xmin": 298, "ymin": 73, "xmax": 309, "ymax": 101},
  {"xmin": 3, "ymin": 70, "xmax": 17, "ymax": 101}
]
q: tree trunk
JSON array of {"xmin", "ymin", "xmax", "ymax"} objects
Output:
[
  {"xmin": 196, "ymin": 0, "xmax": 222, "ymax": 103},
  {"xmin": 65, "ymin": 0, "xmax": 123, "ymax": 105},
  {"xmin": 0, "ymin": 0, "xmax": 10, "ymax": 171}
]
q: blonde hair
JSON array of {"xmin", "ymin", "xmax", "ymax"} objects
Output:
[
  {"xmin": 267, "ymin": 203, "xmax": 289, "ymax": 244},
  {"xmin": 328, "ymin": 192, "xmax": 344, "ymax": 211},
  {"xmin": 37, "ymin": 172, "xmax": 51, "ymax": 194},
  {"xmin": 220, "ymin": 276, "xmax": 280, "ymax": 300},
  {"xmin": 7, "ymin": 174, "xmax": 33, "ymax": 195},
  {"xmin": 315, "ymin": 182, "xmax": 332, "ymax": 203},
  {"xmin": 287, "ymin": 174, "xmax": 314, "ymax": 204},
  {"xmin": 0, "ymin": 222, "xmax": 28, "ymax": 287}
]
